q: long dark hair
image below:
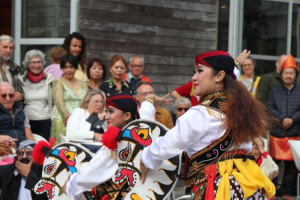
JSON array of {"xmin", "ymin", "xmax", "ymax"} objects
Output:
[
  {"xmin": 213, "ymin": 70, "xmax": 277, "ymax": 145},
  {"xmin": 60, "ymin": 54, "xmax": 79, "ymax": 69},
  {"xmin": 87, "ymin": 58, "xmax": 107, "ymax": 81},
  {"xmin": 62, "ymin": 32, "xmax": 86, "ymax": 71}
]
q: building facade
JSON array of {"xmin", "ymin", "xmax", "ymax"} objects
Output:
[{"xmin": 1, "ymin": 0, "xmax": 300, "ymax": 98}]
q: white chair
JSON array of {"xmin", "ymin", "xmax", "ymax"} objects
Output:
[
  {"xmin": 32, "ymin": 134, "xmax": 47, "ymax": 143},
  {"xmin": 175, "ymin": 195, "xmax": 192, "ymax": 200},
  {"xmin": 288, "ymin": 140, "xmax": 300, "ymax": 199},
  {"xmin": 59, "ymin": 135, "xmax": 69, "ymax": 143}
]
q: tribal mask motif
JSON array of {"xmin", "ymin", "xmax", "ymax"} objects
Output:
[{"xmin": 34, "ymin": 143, "xmax": 93, "ymax": 199}]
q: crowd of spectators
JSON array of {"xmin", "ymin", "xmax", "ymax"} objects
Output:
[{"xmin": 0, "ymin": 32, "xmax": 299, "ymax": 199}]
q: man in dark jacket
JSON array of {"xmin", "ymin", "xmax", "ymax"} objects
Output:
[
  {"xmin": 0, "ymin": 82, "xmax": 34, "ymax": 145},
  {"xmin": 266, "ymin": 55, "xmax": 300, "ymax": 198},
  {"xmin": 0, "ymin": 140, "xmax": 47, "ymax": 200},
  {"xmin": 256, "ymin": 54, "xmax": 288, "ymax": 104}
]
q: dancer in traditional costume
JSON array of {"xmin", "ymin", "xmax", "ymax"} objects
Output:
[
  {"xmin": 140, "ymin": 50, "xmax": 276, "ymax": 200},
  {"xmin": 65, "ymin": 93, "xmax": 172, "ymax": 199}
]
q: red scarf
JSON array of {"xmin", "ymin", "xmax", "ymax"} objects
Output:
[{"xmin": 26, "ymin": 70, "xmax": 46, "ymax": 83}]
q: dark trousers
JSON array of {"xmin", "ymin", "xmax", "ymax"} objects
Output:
[
  {"xmin": 273, "ymin": 159, "xmax": 297, "ymax": 196},
  {"xmin": 29, "ymin": 119, "xmax": 52, "ymax": 141}
]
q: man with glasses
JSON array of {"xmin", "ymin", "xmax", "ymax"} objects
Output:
[
  {"xmin": 0, "ymin": 82, "xmax": 33, "ymax": 145},
  {"xmin": 123, "ymin": 56, "xmax": 152, "ymax": 88},
  {"xmin": 0, "ymin": 140, "xmax": 47, "ymax": 200},
  {"xmin": 135, "ymin": 81, "xmax": 174, "ymax": 129},
  {"xmin": 172, "ymin": 97, "xmax": 191, "ymax": 125},
  {"xmin": 0, "ymin": 35, "xmax": 23, "ymax": 102}
]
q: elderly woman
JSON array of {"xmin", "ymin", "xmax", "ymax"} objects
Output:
[
  {"xmin": 51, "ymin": 54, "xmax": 88, "ymax": 143},
  {"xmin": 66, "ymin": 90, "xmax": 106, "ymax": 140},
  {"xmin": 239, "ymin": 57, "xmax": 261, "ymax": 96},
  {"xmin": 19, "ymin": 49, "xmax": 54, "ymax": 140},
  {"xmin": 100, "ymin": 55, "xmax": 134, "ymax": 97},
  {"xmin": 87, "ymin": 58, "xmax": 106, "ymax": 91},
  {"xmin": 63, "ymin": 32, "xmax": 88, "ymax": 81}
]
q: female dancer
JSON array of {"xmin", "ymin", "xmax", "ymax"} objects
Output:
[{"xmin": 140, "ymin": 50, "xmax": 276, "ymax": 200}]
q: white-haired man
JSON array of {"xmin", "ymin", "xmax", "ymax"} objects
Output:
[
  {"xmin": 123, "ymin": 56, "xmax": 152, "ymax": 88},
  {"xmin": 0, "ymin": 35, "xmax": 23, "ymax": 101}
]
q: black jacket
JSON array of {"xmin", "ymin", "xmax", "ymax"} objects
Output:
[
  {"xmin": 0, "ymin": 163, "xmax": 47, "ymax": 200},
  {"xmin": 267, "ymin": 84, "xmax": 300, "ymax": 137}
]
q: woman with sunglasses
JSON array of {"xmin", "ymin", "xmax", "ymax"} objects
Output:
[
  {"xmin": 19, "ymin": 50, "xmax": 54, "ymax": 141},
  {"xmin": 140, "ymin": 50, "xmax": 276, "ymax": 200}
]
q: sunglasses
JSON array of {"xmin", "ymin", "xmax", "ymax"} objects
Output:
[
  {"xmin": 18, "ymin": 151, "xmax": 32, "ymax": 157},
  {"xmin": 177, "ymin": 107, "xmax": 189, "ymax": 112},
  {"xmin": 0, "ymin": 93, "xmax": 14, "ymax": 99}
]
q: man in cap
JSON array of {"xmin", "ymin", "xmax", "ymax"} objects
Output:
[
  {"xmin": 266, "ymin": 55, "xmax": 300, "ymax": 198},
  {"xmin": 0, "ymin": 140, "xmax": 47, "ymax": 200}
]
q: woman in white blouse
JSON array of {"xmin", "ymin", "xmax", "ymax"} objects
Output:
[
  {"xmin": 19, "ymin": 50, "xmax": 54, "ymax": 140},
  {"xmin": 66, "ymin": 90, "xmax": 106, "ymax": 141}
]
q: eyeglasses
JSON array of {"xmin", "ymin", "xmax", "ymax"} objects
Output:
[
  {"xmin": 242, "ymin": 64, "xmax": 253, "ymax": 67},
  {"xmin": 177, "ymin": 107, "xmax": 189, "ymax": 112},
  {"xmin": 18, "ymin": 151, "xmax": 32, "ymax": 157},
  {"xmin": 0, "ymin": 93, "xmax": 14, "ymax": 99},
  {"xmin": 131, "ymin": 65, "xmax": 143, "ymax": 68},
  {"xmin": 92, "ymin": 100, "xmax": 104, "ymax": 104},
  {"xmin": 29, "ymin": 61, "xmax": 43, "ymax": 65},
  {"xmin": 138, "ymin": 92, "xmax": 154, "ymax": 96}
]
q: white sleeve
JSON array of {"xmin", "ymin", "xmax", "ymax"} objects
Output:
[
  {"xmin": 139, "ymin": 101, "xmax": 156, "ymax": 120},
  {"xmin": 66, "ymin": 108, "xmax": 94, "ymax": 140},
  {"xmin": 141, "ymin": 107, "xmax": 209, "ymax": 169},
  {"xmin": 23, "ymin": 112, "xmax": 31, "ymax": 128},
  {"xmin": 234, "ymin": 67, "xmax": 240, "ymax": 79},
  {"xmin": 65, "ymin": 147, "xmax": 118, "ymax": 200}
]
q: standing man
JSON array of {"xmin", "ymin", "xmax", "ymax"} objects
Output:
[
  {"xmin": 256, "ymin": 55, "xmax": 288, "ymax": 104},
  {"xmin": 123, "ymin": 56, "xmax": 152, "ymax": 88},
  {"xmin": 266, "ymin": 55, "xmax": 300, "ymax": 198},
  {"xmin": 0, "ymin": 35, "xmax": 23, "ymax": 102},
  {"xmin": 135, "ymin": 81, "xmax": 174, "ymax": 129}
]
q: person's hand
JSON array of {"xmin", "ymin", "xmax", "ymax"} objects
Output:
[
  {"xmin": 15, "ymin": 159, "xmax": 33, "ymax": 177},
  {"xmin": 147, "ymin": 93, "xmax": 173, "ymax": 105},
  {"xmin": 94, "ymin": 133, "xmax": 103, "ymax": 140},
  {"xmin": 0, "ymin": 135, "xmax": 17, "ymax": 148},
  {"xmin": 253, "ymin": 137, "xmax": 265, "ymax": 154},
  {"xmin": 140, "ymin": 160, "xmax": 149, "ymax": 184},
  {"xmin": 281, "ymin": 118, "xmax": 293, "ymax": 130},
  {"xmin": 14, "ymin": 92, "xmax": 23, "ymax": 102},
  {"xmin": 63, "ymin": 114, "xmax": 70, "ymax": 125},
  {"xmin": 235, "ymin": 49, "xmax": 251, "ymax": 66},
  {"xmin": 97, "ymin": 113, "xmax": 106, "ymax": 120}
]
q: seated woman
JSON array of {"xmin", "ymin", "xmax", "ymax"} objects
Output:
[
  {"xmin": 66, "ymin": 90, "xmax": 106, "ymax": 152},
  {"xmin": 251, "ymin": 137, "xmax": 279, "ymax": 181}
]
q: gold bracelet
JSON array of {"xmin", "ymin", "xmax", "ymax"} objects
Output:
[
  {"xmin": 145, "ymin": 96, "xmax": 154, "ymax": 105},
  {"xmin": 234, "ymin": 59, "xmax": 240, "ymax": 67}
]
